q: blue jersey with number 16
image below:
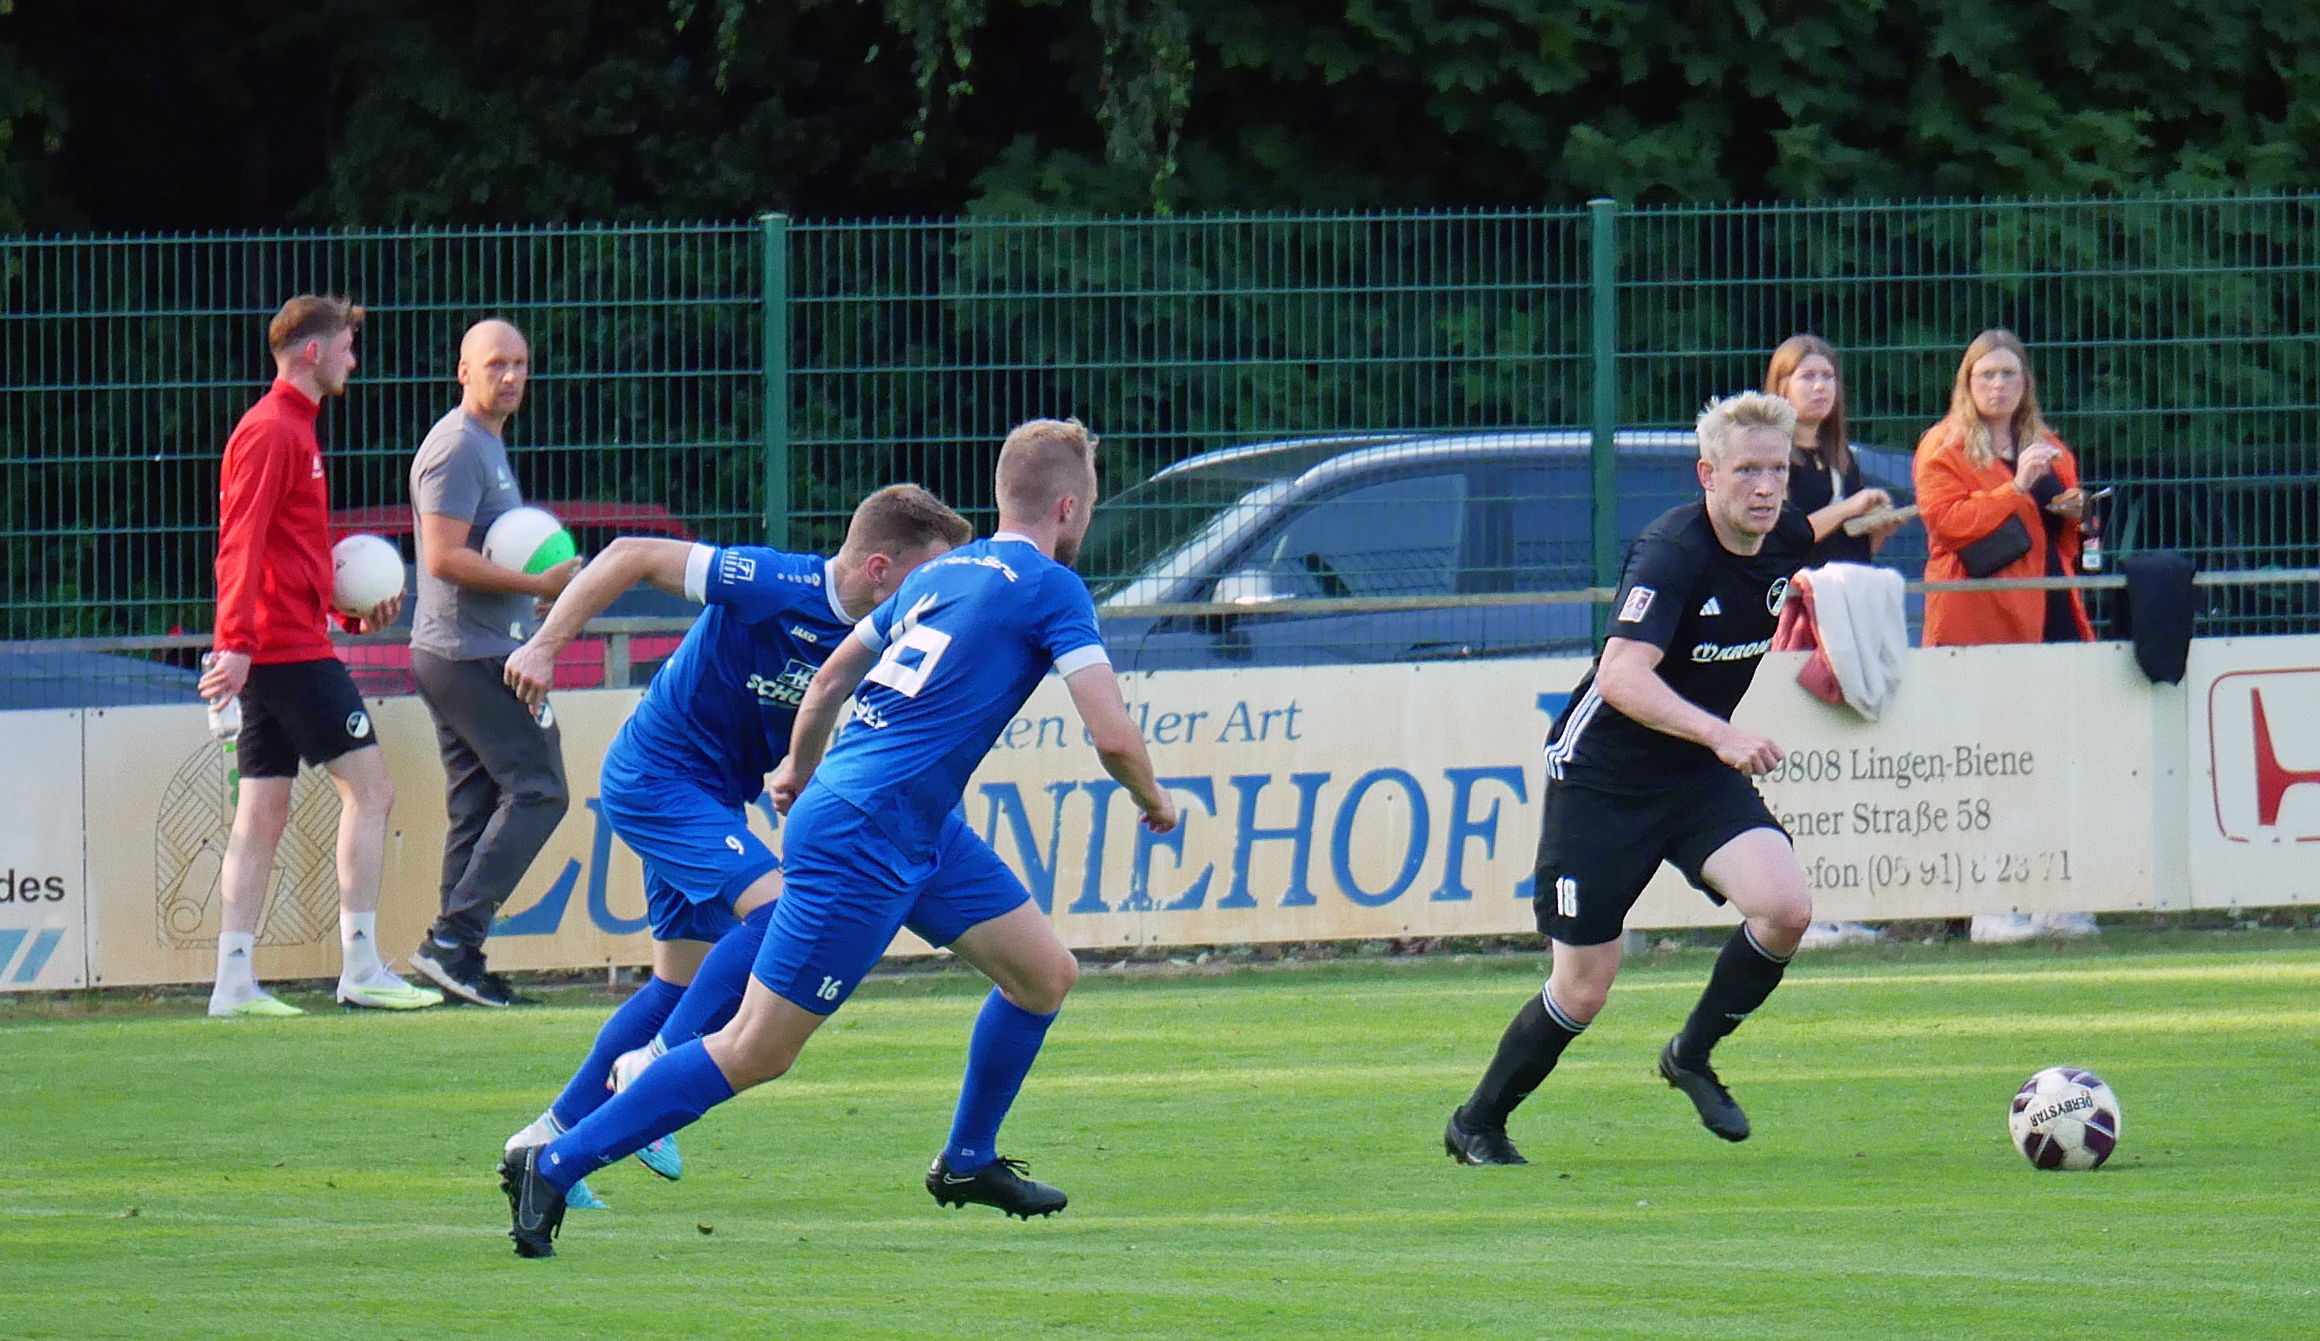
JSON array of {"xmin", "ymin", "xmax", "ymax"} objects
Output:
[{"xmin": 812, "ymin": 535, "xmax": 1109, "ymax": 858}]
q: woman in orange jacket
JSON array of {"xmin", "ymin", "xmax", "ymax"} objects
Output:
[{"xmin": 1914, "ymin": 329, "xmax": 2095, "ymax": 646}]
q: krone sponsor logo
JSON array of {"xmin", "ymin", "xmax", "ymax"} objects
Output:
[{"xmin": 1692, "ymin": 637, "xmax": 1773, "ymax": 663}]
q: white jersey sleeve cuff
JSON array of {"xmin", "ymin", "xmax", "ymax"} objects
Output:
[
  {"xmin": 682, "ymin": 543, "xmax": 716, "ymax": 603},
  {"xmin": 1054, "ymin": 644, "xmax": 1111, "ymax": 678},
  {"xmin": 854, "ymin": 617, "xmax": 888, "ymax": 654}
]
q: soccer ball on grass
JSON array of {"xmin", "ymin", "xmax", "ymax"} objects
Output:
[{"xmin": 2008, "ymin": 1066, "xmax": 2122, "ymax": 1170}]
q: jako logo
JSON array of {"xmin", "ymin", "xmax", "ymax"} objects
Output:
[{"xmin": 2209, "ymin": 667, "xmax": 2320, "ymax": 842}]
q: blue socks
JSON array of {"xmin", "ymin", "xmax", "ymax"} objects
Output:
[
  {"xmin": 541, "ymin": 1039, "xmax": 735, "ymax": 1194},
  {"xmin": 548, "ymin": 974, "xmax": 685, "ymax": 1130},
  {"xmin": 655, "ymin": 903, "xmax": 774, "ymax": 1050},
  {"xmin": 940, "ymin": 989, "xmax": 1059, "ymax": 1174}
]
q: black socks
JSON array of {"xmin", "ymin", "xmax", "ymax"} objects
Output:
[
  {"xmin": 1672, "ymin": 925, "xmax": 1791, "ymax": 1068},
  {"xmin": 1461, "ymin": 988, "xmax": 1588, "ymax": 1130}
]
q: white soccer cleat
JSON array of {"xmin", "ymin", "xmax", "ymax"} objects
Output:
[
  {"xmin": 337, "ymin": 970, "xmax": 445, "ymax": 1010},
  {"xmin": 608, "ymin": 1037, "xmax": 667, "ymax": 1094},
  {"xmin": 209, "ymin": 989, "xmax": 305, "ymax": 1018},
  {"xmin": 506, "ymin": 1112, "xmax": 563, "ymax": 1154}
]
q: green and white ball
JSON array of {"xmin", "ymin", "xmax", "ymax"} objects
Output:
[
  {"xmin": 483, "ymin": 506, "xmax": 577, "ymax": 576},
  {"xmin": 331, "ymin": 533, "xmax": 406, "ymax": 615}
]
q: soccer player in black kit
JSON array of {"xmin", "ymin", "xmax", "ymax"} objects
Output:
[{"xmin": 1445, "ymin": 390, "xmax": 1817, "ymax": 1164}]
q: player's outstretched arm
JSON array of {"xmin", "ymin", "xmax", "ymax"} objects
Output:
[
  {"xmin": 771, "ymin": 634, "xmax": 878, "ymax": 812},
  {"xmin": 1065, "ymin": 665, "xmax": 1180, "ymax": 833},
  {"xmin": 1594, "ymin": 637, "xmax": 1783, "ymax": 776},
  {"xmin": 504, "ymin": 537, "xmax": 695, "ymax": 705}
]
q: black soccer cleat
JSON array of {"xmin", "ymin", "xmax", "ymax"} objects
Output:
[
  {"xmin": 1443, "ymin": 1106, "xmax": 1528, "ymax": 1165},
  {"xmin": 925, "ymin": 1154, "xmax": 1068, "ymax": 1219},
  {"xmin": 500, "ymin": 1145, "xmax": 567, "ymax": 1258},
  {"xmin": 1657, "ymin": 1037, "xmax": 1751, "ymax": 1142}
]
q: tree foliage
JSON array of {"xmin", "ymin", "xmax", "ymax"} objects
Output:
[{"xmin": 4, "ymin": 0, "xmax": 2319, "ymax": 231}]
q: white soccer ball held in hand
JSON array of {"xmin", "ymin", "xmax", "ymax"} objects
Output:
[
  {"xmin": 331, "ymin": 533, "xmax": 406, "ymax": 616},
  {"xmin": 483, "ymin": 505, "xmax": 578, "ymax": 576}
]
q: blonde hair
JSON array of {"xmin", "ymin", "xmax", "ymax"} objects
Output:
[
  {"xmin": 841, "ymin": 483, "xmax": 972, "ymax": 557},
  {"xmin": 1942, "ymin": 328, "xmax": 2051, "ymax": 470},
  {"xmin": 995, "ymin": 418, "xmax": 1099, "ymax": 517},
  {"xmin": 1696, "ymin": 390, "xmax": 1798, "ymax": 464},
  {"xmin": 1764, "ymin": 334, "xmax": 1853, "ymax": 478}
]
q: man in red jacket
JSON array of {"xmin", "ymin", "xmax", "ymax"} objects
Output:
[{"xmin": 198, "ymin": 294, "xmax": 443, "ymax": 1017}]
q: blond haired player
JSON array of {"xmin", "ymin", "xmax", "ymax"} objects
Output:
[{"xmin": 1445, "ymin": 391, "xmax": 1815, "ymax": 1163}]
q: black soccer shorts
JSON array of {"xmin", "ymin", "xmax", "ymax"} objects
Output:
[
  {"xmin": 1531, "ymin": 765, "xmax": 1789, "ymax": 947},
  {"xmin": 237, "ymin": 657, "xmax": 378, "ymax": 778}
]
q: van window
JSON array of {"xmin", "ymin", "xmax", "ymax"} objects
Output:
[{"xmin": 1252, "ymin": 472, "xmax": 1468, "ymax": 598}]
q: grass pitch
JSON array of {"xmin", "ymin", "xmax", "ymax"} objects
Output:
[{"xmin": 4, "ymin": 934, "xmax": 2316, "ymax": 1340}]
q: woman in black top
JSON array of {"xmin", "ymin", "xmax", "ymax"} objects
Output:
[{"xmin": 1765, "ymin": 335, "xmax": 1904, "ymax": 567}]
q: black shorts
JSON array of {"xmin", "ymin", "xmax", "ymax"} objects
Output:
[
  {"xmin": 237, "ymin": 658, "xmax": 378, "ymax": 778},
  {"xmin": 1532, "ymin": 766, "xmax": 1787, "ymax": 947}
]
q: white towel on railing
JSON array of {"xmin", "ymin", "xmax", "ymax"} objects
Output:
[{"xmin": 1808, "ymin": 563, "xmax": 1908, "ymax": 720}]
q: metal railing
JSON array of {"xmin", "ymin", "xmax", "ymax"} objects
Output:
[{"xmin": 5, "ymin": 569, "xmax": 2311, "ymax": 711}]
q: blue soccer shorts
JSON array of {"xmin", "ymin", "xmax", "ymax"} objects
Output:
[
  {"xmin": 599, "ymin": 757, "xmax": 779, "ymax": 945},
  {"xmin": 752, "ymin": 785, "xmax": 1031, "ymax": 1015}
]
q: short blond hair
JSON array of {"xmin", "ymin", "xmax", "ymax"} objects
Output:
[
  {"xmin": 995, "ymin": 418, "xmax": 1099, "ymax": 517},
  {"xmin": 841, "ymin": 483, "xmax": 972, "ymax": 557},
  {"xmin": 1697, "ymin": 390, "xmax": 1798, "ymax": 463}
]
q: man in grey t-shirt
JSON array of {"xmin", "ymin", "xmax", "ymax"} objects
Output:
[{"xmin": 407, "ymin": 318, "xmax": 582, "ymax": 1007}]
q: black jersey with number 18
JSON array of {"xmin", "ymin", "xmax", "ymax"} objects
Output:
[{"xmin": 1545, "ymin": 500, "xmax": 1813, "ymax": 794}]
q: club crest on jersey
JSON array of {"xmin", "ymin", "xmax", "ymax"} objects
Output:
[
  {"xmin": 1766, "ymin": 577, "xmax": 1790, "ymax": 615},
  {"xmin": 718, "ymin": 551, "xmax": 757, "ymax": 584},
  {"xmin": 746, "ymin": 658, "xmax": 818, "ymax": 708},
  {"xmin": 1698, "ymin": 596, "xmax": 1722, "ymax": 617},
  {"xmin": 1617, "ymin": 585, "xmax": 1656, "ymax": 623},
  {"xmin": 345, "ymin": 710, "xmax": 372, "ymax": 740}
]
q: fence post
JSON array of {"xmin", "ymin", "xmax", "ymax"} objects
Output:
[
  {"xmin": 1588, "ymin": 198, "xmax": 1619, "ymax": 637},
  {"xmin": 759, "ymin": 212, "xmax": 791, "ymax": 548}
]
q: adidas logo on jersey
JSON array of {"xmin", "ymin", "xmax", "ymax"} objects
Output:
[{"xmin": 1698, "ymin": 596, "xmax": 1722, "ymax": 616}]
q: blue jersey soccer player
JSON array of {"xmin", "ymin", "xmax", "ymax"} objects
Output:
[
  {"xmin": 495, "ymin": 486, "xmax": 969, "ymax": 1203},
  {"xmin": 499, "ymin": 419, "xmax": 1179, "ymax": 1258}
]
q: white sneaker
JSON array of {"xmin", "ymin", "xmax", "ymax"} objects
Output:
[
  {"xmin": 1797, "ymin": 922, "xmax": 1846, "ymax": 949},
  {"xmin": 1798, "ymin": 921, "xmax": 1883, "ymax": 949},
  {"xmin": 1970, "ymin": 912, "xmax": 2038, "ymax": 945},
  {"xmin": 2031, "ymin": 911, "xmax": 2100, "ymax": 937},
  {"xmin": 337, "ymin": 969, "xmax": 444, "ymax": 1010},
  {"xmin": 609, "ymin": 1035, "xmax": 668, "ymax": 1093}
]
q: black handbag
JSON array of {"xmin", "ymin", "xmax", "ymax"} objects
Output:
[{"xmin": 1956, "ymin": 513, "xmax": 2033, "ymax": 578}]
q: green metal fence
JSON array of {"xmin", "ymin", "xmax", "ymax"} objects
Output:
[
  {"xmin": 5, "ymin": 198, "xmax": 2318, "ymax": 704},
  {"xmin": 1, "ymin": 224, "xmax": 766, "ymax": 642}
]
